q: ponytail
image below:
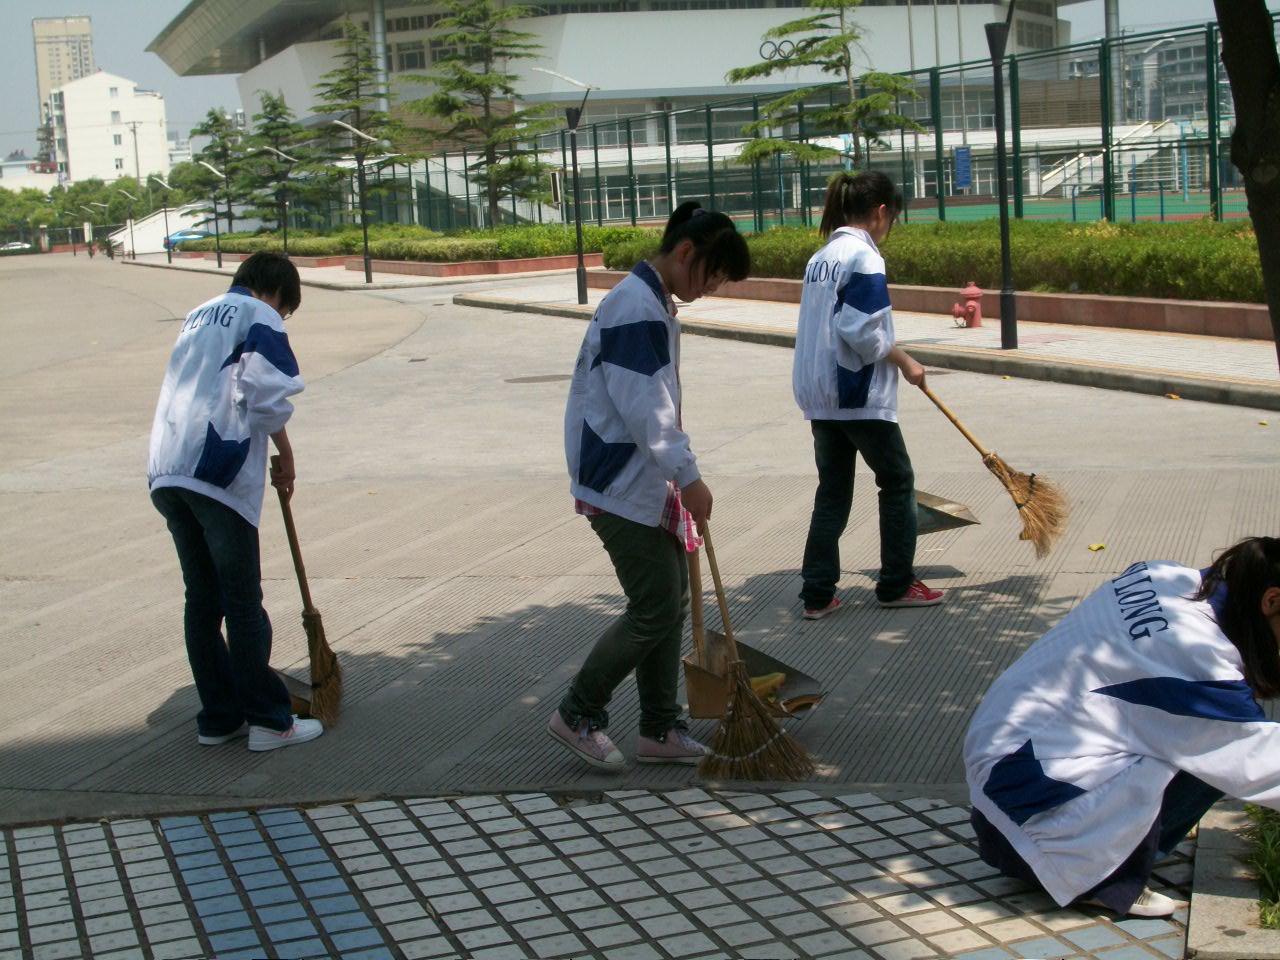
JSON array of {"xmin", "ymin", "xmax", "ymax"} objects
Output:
[
  {"xmin": 658, "ymin": 200, "xmax": 750, "ymax": 283},
  {"xmin": 1193, "ymin": 536, "xmax": 1280, "ymax": 698},
  {"xmin": 819, "ymin": 170, "xmax": 904, "ymax": 240}
]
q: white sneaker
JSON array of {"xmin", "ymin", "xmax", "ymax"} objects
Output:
[
  {"xmin": 198, "ymin": 722, "xmax": 248, "ymax": 746},
  {"xmin": 1085, "ymin": 887, "xmax": 1186, "ymax": 918},
  {"xmin": 1126, "ymin": 888, "xmax": 1186, "ymax": 917},
  {"xmin": 248, "ymin": 716, "xmax": 324, "ymax": 752}
]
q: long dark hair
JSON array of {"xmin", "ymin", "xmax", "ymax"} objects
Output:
[
  {"xmin": 819, "ymin": 170, "xmax": 904, "ymax": 240},
  {"xmin": 658, "ymin": 200, "xmax": 750, "ymax": 283},
  {"xmin": 1193, "ymin": 536, "xmax": 1280, "ymax": 698}
]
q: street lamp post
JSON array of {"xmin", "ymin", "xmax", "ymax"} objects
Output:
[
  {"xmin": 533, "ymin": 67, "xmax": 597, "ymax": 306},
  {"xmin": 259, "ymin": 146, "xmax": 299, "ymax": 256},
  {"xmin": 984, "ymin": 0, "xmax": 1018, "ymax": 349},
  {"xmin": 149, "ymin": 176, "xmax": 172, "ymax": 264},
  {"xmin": 87, "ymin": 201, "xmax": 110, "ymax": 258},
  {"xmin": 118, "ymin": 189, "xmax": 139, "ymax": 260},
  {"xmin": 332, "ymin": 120, "xmax": 377, "ymax": 283},
  {"xmin": 198, "ymin": 160, "xmax": 227, "ymax": 269}
]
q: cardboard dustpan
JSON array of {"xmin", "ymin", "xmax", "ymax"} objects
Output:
[
  {"xmin": 916, "ymin": 489, "xmax": 980, "ymax": 536},
  {"xmin": 683, "ymin": 547, "xmax": 824, "ymax": 719}
]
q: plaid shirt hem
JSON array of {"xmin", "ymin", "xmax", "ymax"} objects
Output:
[{"xmin": 575, "ymin": 485, "xmax": 702, "ymax": 554}]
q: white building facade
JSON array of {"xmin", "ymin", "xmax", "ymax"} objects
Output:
[
  {"xmin": 48, "ymin": 71, "xmax": 170, "ymax": 184},
  {"xmin": 149, "ymin": 1, "xmax": 1078, "ymax": 129}
]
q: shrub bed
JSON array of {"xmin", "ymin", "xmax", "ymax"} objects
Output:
[
  {"xmin": 601, "ymin": 220, "xmax": 1264, "ymax": 303},
  {"xmin": 184, "ymin": 223, "xmax": 652, "ymax": 263}
]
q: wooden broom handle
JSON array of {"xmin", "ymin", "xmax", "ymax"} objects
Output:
[
  {"xmin": 700, "ymin": 523, "xmax": 740, "ymax": 661},
  {"xmin": 687, "ymin": 547, "xmax": 707, "ymax": 666},
  {"xmin": 920, "ymin": 385, "xmax": 990, "ymax": 458},
  {"xmin": 271, "ymin": 454, "xmax": 315, "ymax": 612}
]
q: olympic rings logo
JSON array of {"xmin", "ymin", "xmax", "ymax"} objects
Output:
[{"xmin": 760, "ymin": 39, "xmax": 797, "ymax": 60}]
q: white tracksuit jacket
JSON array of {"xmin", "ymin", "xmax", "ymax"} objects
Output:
[
  {"xmin": 965, "ymin": 560, "xmax": 1280, "ymax": 906},
  {"xmin": 793, "ymin": 226, "xmax": 899, "ymax": 423},
  {"xmin": 564, "ymin": 262, "xmax": 698, "ymax": 526},
  {"xmin": 147, "ymin": 284, "xmax": 304, "ymax": 526}
]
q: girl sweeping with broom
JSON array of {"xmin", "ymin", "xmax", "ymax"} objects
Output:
[
  {"xmin": 552, "ymin": 201, "xmax": 750, "ymax": 770},
  {"xmin": 793, "ymin": 171, "xmax": 944, "ymax": 619},
  {"xmin": 966, "ymin": 537, "xmax": 1280, "ymax": 917}
]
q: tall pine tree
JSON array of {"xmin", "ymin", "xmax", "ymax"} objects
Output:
[
  {"xmin": 312, "ymin": 18, "xmax": 398, "ymax": 230},
  {"xmin": 190, "ymin": 108, "xmax": 246, "ymax": 232},
  {"xmin": 727, "ymin": 0, "xmax": 920, "ymax": 167},
  {"xmin": 240, "ymin": 91, "xmax": 308, "ymax": 233},
  {"xmin": 403, "ymin": 0, "xmax": 557, "ymax": 228}
]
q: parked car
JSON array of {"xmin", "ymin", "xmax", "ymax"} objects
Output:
[
  {"xmin": 163, "ymin": 230, "xmax": 212, "ymax": 250},
  {"xmin": 0, "ymin": 241, "xmax": 33, "ymax": 252}
]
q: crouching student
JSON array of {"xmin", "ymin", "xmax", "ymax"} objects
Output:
[
  {"xmin": 148, "ymin": 252, "xmax": 323, "ymax": 753},
  {"xmin": 965, "ymin": 536, "xmax": 1280, "ymax": 917},
  {"xmin": 552, "ymin": 201, "xmax": 750, "ymax": 770}
]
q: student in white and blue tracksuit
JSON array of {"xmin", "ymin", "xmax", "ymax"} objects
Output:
[
  {"xmin": 552, "ymin": 202, "xmax": 750, "ymax": 771},
  {"xmin": 148, "ymin": 253, "xmax": 322, "ymax": 753},
  {"xmin": 794, "ymin": 171, "xmax": 942, "ymax": 620},
  {"xmin": 965, "ymin": 537, "xmax": 1280, "ymax": 917}
]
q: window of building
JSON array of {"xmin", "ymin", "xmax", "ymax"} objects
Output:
[
  {"xmin": 110, "ymin": 110, "xmax": 121, "ymax": 123},
  {"xmin": 388, "ymin": 15, "xmax": 426, "ymax": 31},
  {"xmin": 114, "ymin": 158, "xmax": 124, "ymax": 170},
  {"xmin": 113, "ymin": 134, "xmax": 122, "ymax": 145},
  {"xmin": 397, "ymin": 41, "xmax": 426, "ymax": 71},
  {"xmin": 109, "ymin": 86, "xmax": 118, "ymax": 97}
]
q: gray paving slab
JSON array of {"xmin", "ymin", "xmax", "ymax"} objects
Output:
[{"xmin": 2, "ymin": 254, "xmax": 1276, "ymax": 958}]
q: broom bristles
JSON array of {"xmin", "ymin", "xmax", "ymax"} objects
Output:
[
  {"xmin": 982, "ymin": 452, "xmax": 1069, "ymax": 559},
  {"xmin": 303, "ymin": 609, "xmax": 343, "ymax": 727},
  {"xmin": 699, "ymin": 660, "xmax": 815, "ymax": 781}
]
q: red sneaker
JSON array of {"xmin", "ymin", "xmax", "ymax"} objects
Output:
[
  {"xmin": 803, "ymin": 597, "xmax": 843, "ymax": 620},
  {"xmin": 879, "ymin": 579, "xmax": 945, "ymax": 608}
]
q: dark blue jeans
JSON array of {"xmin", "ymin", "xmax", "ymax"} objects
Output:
[
  {"xmin": 152, "ymin": 487, "xmax": 293, "ymax": 735},
  {"xmin": 972, "ymin": 771, "xmax": 1224, "ymax": 912},
  {"xmin": 800, "ymin": 418, "xmax": 918, "ymax": 607}
]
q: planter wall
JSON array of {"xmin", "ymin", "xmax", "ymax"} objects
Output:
[{"xmin": 585, "ymin": 271, "xmax": 1272, "ymax": 341}]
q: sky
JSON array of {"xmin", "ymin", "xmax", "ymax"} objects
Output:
[{"xmin": 0, "ymin": 0, "xmax": 1274, "ymax": 161}]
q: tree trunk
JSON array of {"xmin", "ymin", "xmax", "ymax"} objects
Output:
[{"xmin": 1214, "ymin": 0, "xmax": 1280, "ymax": 373}]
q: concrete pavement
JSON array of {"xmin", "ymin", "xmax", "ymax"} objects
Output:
[{"xmin": 2, "ymin": 255, "xmax": 1278, "ymax": 958}]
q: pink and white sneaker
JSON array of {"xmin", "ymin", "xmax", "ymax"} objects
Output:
[
  {"xmin": 803, "ymin": 597, "xmax": 843, "ymax": 620},
  {"xmin": 548, "ymin": 710, "xmax": 624, "ymax": 770},
  {"xmin": 879, "ymin": 579, "xmax": 945, "ymax": 608},
  {"xmin": 248, "ymin": 716, "xmax": 324, "ymax": 752},
  {"xmin": 638, "ymin": 727, "xmax": 710, "ymax": 765}
]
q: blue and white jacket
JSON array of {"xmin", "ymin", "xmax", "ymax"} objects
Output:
[
  {"xmin": 965, "ymin": 561, "xmax": 1280, "ymax": 906},
  {"xmin": 793, "ymin": 226, "xmax": 899, "ymax": 422},
  {"xmin": 565, "ymin": 263, "xmax": 699, "ymax": 526},
  {"xmin": 147, "ymin": 285, "xmax": 303, "ymax": 527}
]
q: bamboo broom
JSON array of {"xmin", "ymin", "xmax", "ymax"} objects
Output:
[
  {"xmin": 698, "ymin": 522, "xmax": 815, "ymax": 782},
  {"xmin": 921, "ymin": 386, "xmax": 1068, "ymax": 558},
  {"xmin": 272, "ymin": 456, "xmax": 342, "ymax": 726}
]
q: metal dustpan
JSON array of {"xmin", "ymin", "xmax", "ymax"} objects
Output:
[
  {"xmin": 916, "ymin": 488, "xmax": 980, "ymax": 536},
  {"xmin": 682, "ymin": 547, "xmax": 824, "ymax": 720}
]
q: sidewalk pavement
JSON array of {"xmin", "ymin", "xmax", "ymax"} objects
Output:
[
  {"xmin": 5, "ymin": 255, "xmax": 1275, "ymax": 959},
  {"xmin": 451, "ymin": 276, "xmax": 1280, "ymax": 411},
  {"xmin": 1, "ymin": 789, "xmax": 1193, "ymax": 960}
]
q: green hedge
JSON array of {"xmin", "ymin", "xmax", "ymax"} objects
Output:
[
  {"xmin": 601, "ymin": 220, "xmax": 1264, "ymax": 303},
  {"xmin": 184, "ymin": 223, "xmax": 653, "ymax": 263}
]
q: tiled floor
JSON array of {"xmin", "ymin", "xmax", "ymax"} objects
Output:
[{"xmin": 2, "ymin": 790, "xmax": 1191, "ymax": 960}]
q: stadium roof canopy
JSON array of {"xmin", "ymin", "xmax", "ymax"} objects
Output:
[{"xmin": 148, "ymin": 0, "xmax": 361, "ymax": 76}]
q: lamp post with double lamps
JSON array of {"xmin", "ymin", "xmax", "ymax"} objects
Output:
[
  {"xmin": 118, "ymin": 189, "xmax": 140, "ymax": 259},
  {"xmin": 149, "ymin": 176, "xmax": 173, "ymax": 263},
  {"xmin": 198, "ymin": 160, "xmax": 227, "ymax": 269},
  {"xmin": 533, "ymin": 67, "xmax": 597, "ymax": 305},
  {"xmin": 86, "ymin": 201, "xmax": 109, "ymax": 257},
  {"xmin": 331, "ymin": 120, "xmax": 377, "ymax": 283},
  {"xmin": 259, "ymin": 146, "xmax": 300, "ymax": 256}
]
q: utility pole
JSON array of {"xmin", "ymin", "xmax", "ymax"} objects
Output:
[{"xmin": 128, "ymin": 121, "xmax": 141, "ymax": 182}]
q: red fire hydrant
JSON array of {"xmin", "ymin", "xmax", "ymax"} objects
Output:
[{"xmin": 952, "ymin": 281, "xmax": 983, "ymax": 328}]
